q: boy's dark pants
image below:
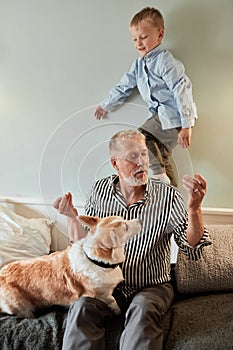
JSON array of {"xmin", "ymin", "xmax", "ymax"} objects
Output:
[{"xmin": 138, "ymin": 115, "xmax": 180, "ymax": 187}]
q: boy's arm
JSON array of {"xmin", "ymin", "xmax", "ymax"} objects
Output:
[
  {"xmin": 178, "ymin": 127, "xmax": 192, "ymax": 148},
  {"xmin": 160, "ymin": 52, "xmax": 198, "ymax": 131},
  {"xmin": 94, "ymin": 61, "xmax": 138, "ymax": 118}
]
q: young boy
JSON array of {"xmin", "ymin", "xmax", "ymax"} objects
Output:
[{"xmin": 94, "ymin": 7, "xmax": 198, "ymax": 186}]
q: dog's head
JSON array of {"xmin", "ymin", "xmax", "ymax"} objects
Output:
[{"xmin": 77, "ymin": 215, "xmax": 142, "ymax": 264}]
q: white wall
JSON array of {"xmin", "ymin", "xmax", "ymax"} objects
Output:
[{"xmin": 1, "ymin": 0, "xmax": 233, "ymax": 209}]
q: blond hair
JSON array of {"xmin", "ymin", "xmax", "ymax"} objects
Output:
[
  {"xmin": 109, "ymin": 130, "xmax": 145, "ymax": 157},
  {"xmin": 130, "ymin": 7, "xmax": 164, "ymax": 29}
]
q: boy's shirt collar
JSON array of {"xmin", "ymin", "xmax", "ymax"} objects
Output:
[{"xmin": 140, "ymin": 44, "xmax": 163, "ymax": 62}]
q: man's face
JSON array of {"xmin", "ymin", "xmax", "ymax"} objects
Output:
[
  {"xmin": 130, "ymin": 20, "xmax": 164, "ymax": 58},
  {"xmin": 112, "ymin": 137, "xmax": 149, "ymax": 186}
]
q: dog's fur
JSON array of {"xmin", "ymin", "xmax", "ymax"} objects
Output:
[{"xmin": 0, "ymin": 215, "xmax": 141, "ymax": 318}]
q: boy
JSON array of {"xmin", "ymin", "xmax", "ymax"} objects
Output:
[{"xmin": 94, "ymin": 7, "xmax": 198, "ymax": 186}]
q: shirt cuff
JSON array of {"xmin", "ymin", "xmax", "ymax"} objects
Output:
[
  {"xmin": 100, "ymin": 101, "xmax": 112, "ymax": 112},
  {"xmin": 181, "ymin": 117, "xmax": 196, "ymax": 129},
  {"xmin": 179, "ymin": 228, "xmax": 212, "ymax": 260}
]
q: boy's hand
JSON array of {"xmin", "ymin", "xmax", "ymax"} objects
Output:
[
  {"xmin": 94, "ymin": 105, "xmax": 108, "ymax": 120},
  {"xmin": 178, "ymin": 127, "xmax": 192, "ymax": 148},
  {"xmin": 53, "ymin": 192, "xmax": 78, "ymax": 219}
]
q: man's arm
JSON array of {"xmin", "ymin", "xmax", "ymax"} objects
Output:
[
  {"xmin": 53, "ymin": 192, "xmax": 86, "ymax": 242},
  {"xmin": 182, "ymin": 174, "xmax": 206, "ymax": 247}
]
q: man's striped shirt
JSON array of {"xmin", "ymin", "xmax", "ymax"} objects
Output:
[{"xmin": 84, "ymin": 175, "xmax": 210, "ymax": 299}]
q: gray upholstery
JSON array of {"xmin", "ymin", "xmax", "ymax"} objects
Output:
[
  {"xmin": 176, "ymin": 224, "xmax": 233, "ymax": 294},
  {"xmin": 0, "ymin": 225, "xmax": 232, "ymax": 350}
]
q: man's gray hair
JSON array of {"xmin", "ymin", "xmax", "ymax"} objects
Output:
[{"xmin": 109, "ymin": 129, "xmax": 145, "ymax": 157}]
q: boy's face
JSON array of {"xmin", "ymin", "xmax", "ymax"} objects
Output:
[{"xmin": 130, "ymin": 19, "xmax": 164, "ymax": 58}]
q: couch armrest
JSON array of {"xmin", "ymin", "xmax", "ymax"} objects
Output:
[{"xmin": 175, "ymin": 225, "xmax": 233, "ymax": 294}]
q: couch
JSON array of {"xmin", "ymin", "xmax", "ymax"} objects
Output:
[
  {"xmin": 0, "ymin": 209, "xmax": 232, "ymax": 349},
  {"xmin": 163, "ymin": 224, "xmax": 233, "ymax": 349}
]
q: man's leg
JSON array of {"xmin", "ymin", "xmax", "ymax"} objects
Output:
[
  {"xmin": 119, "ymin": 283, "xmax": 174, "ymax": 350},
  {"xmin": 62, "ymin": 297, "xmax": 113, "ymax": 350}
]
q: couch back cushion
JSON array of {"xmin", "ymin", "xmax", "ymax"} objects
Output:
[
  {"xmin": 0, "ymin": 205, "xmax": 52, "ymax": 269},
  {"xmin": 176, "ymin": 224, "xmax": 233, "ymax": 294}
]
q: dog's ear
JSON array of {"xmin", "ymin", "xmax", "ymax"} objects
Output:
[
  {"xmin": 109, "ymin": 230, "xmax": 121, "ymax": 248},
  {"xmin": 99, "ymin": 230, "xmax": 121, "ymax": 249},
  {"xmin": 77, "ymin": 215, "xmax": 99, "ymax": 230},
  {"xmin": 110, "ymin": 231, "xmax": 124, "ymax": 261}
]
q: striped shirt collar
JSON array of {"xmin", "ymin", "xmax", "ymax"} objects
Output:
[{"xmin": 110, "ymin": 174, "xmax": 149, "ymax": 207}]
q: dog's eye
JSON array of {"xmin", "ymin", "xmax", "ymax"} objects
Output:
[{"xmin": 125, "ymin": 223, "xmax": 128, "ymax": 231}]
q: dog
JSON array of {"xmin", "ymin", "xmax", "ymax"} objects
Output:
[{"xmin": 0, "ymin": 215, "xmax": 142, "ymax": 318}]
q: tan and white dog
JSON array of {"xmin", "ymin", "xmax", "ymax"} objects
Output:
[{"xmin": 0, "ymin": 215, "xmax": 141, "ymax": 318}]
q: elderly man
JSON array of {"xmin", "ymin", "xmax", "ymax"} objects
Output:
[{"xmin": 54, "ymin": 129, "xmax": 210, "ymax": 350}]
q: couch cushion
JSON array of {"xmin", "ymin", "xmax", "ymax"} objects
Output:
[
  {"xmin": 175, "ymin": 225, "xmax": 233, "ymax": 294},
  {"xmin": 0, "ymin": 306, "xmax": 67, "ymax": 350},
  {"xmin": 0, "ymin": 204, "xmax": 52, "ymax": 269},
  {"xmin": 164, "ymin": 293, "xmax": 233, "ymax": 350}
]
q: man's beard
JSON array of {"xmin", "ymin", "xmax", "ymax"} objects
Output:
[{"xmin": 121, "ymin": 168, "xmax": 148, "ymax": 186}]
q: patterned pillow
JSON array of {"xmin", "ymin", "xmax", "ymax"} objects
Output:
[{"xmin": 176, "ymin": 225, "xmax": 233, "ymax": 294}]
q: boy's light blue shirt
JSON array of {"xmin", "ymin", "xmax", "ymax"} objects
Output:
[{"xmin": 100, "ymin": 45, "xmax": 198, "ymax": 130}]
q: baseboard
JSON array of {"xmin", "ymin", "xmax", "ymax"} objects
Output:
[{"xmin": 202, "ymin": 207, "xmax": 233, "ymax": 225}]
